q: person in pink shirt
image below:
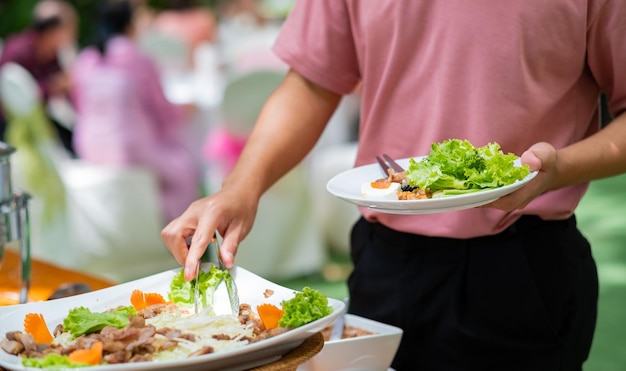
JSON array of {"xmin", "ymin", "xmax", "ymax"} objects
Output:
[
  {"xmin": 0, "ymin": 0, "xmax": 78, "ymax": 155},
  {"xmin": 161, "ymin": 1, "xmax": 626, "ymax": 369},
  {"xmin": 71, "ymin": 0, "xmax": 198, "ymax": 223}
]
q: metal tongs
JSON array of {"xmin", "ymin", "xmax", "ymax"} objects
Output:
[
  {"xmin": 192, "ymin": 233, "xmax": 240, "ymax": 315},
  {"xmin": 376, "ymin": 154, "xmax": 415, "ymax": 191}
]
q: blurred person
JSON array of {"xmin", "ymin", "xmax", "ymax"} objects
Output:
[
  {"xmin": 161, "ymin": 1, "xmax": 626, "ymax": 370},
  {"xmin": 0, "ymin": 0, "xmax": 77, "ymax": 155},
  {"xmin": 70, "ymin": 0, "xmax": 199, "ymax": 223},
  {"xmin": 152, "ymin": 0, "xmax": 217, "ymax": 59}
]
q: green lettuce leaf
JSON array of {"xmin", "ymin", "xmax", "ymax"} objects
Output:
[
  {"xmin": 406, "ymin": 139, "xmax": 530, "ymax": 193},
  {"xmin": 22, "ymin": 353, "xmax": 86, "ymax": 368},
  {"xmin": 278, "ymin": 287, "xmax": 333, "ymax": 328},
  {"xmin": 168, "ymin": 266, "xmax": 226, "ymax": 310},
  {"xmin": 62, "ymin": 306, "xmax": 136, "ymax": 338}
]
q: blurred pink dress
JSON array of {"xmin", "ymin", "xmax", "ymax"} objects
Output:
[{"xmin": 71, "ymin": 36, "xmax": 198, "ymax": 222}]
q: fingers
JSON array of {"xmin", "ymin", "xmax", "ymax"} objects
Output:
[
  {"xmin": 161, "ymin": 217, "xmax": 196, "ymax": 267},
  {"xmin": 184, "ymin": 215, "xmax": 217, "ymax": 281},
  {"xmin": 220, "ymin": 230, "xmax": 242, "ymax": 268},
  {"xmin": 160, "ymin": 192, "xmax": 258, "ymax": 279}
]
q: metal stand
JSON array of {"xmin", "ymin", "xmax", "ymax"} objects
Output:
[{"xmin": 0, "ymin": 142, "xmax": 32, "ymax": 304}]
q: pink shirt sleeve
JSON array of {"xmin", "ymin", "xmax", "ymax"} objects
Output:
[
  {"xmin": 272, "ymin": 0, "xmax": 360, "ymax": 95},
  {"xmin": 587, "ymin": 0, "xmax": 626, "ymax": 116}
]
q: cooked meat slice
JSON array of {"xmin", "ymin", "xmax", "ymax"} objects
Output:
[
  {"xmin": 129, "ymin": 315, "xmax": 146, "ymax": 328},
  {"xmin": 129, "ymin": 354, "xmax": 151, "ymax": 362},
  {"xmin": 102, "ymin": 338, "xmax": 126, "ymax": 353},
  {"xmin": 53, "ymin": 324, "xmax": 64, "ymax": 337},
  {"xmin": 99, "ymin": 325, "xmax": 119, "ymax": 337},
  {"xmin": 74, "ymin": 335, "xmax": 100, "ymax": 350},
  {"xmin": 152, "ymin": 338, "xmax": 178, "ymax": 351},
  {"xmin": 178, "ymin": 333, "xmax": 196, "ymax": 342},
  {"xmin": 263, "ymin": 289, "xmax": 274, "ymax": 298},
  {"xmin": 211, "ymin": 333, "xmax": 231, "ymax": 341},
  {"xmin": 1, "ymin": 339, "xmax": 24, "ymax": 355},
  {"xmin": 137, "ymin": 304, "xmax": 167, "ymax": 319},
  {"xmin": 157, "ymin": 327, "xmax": 182, "ymax": 340},
  {"xmin": 248, "ymin": 327, "xmax": 289, "ymax": 343},
  {"xmin": 103, "ymin": 350, "xmax": 131, "ymax": 364},
  {"xmin": 125, "ymin": 326, "xmax": 156, "ymax": 352},
  {"xmin": 238, "ymin": 304, "xmax": 252, "ymax": 324},
  {"xmin": 5, "ymin": 331, "xmax": 21, "ymax": 342},
  {"xmin": 189, "ymin": 346, "xmax": 214, "ymax": 357},
  {"xmin": 13, "ymin": 332, "xmax": 36, "ymax": 352},
  {"xmin": 111, "ymin": 326, "xmax": 140, "ymax": 342}
]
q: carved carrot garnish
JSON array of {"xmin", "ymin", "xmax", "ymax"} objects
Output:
[
  {"xmin": 257, "ymin": 304, "xmax": 284, "ymax": 330},
  {"xmin": 131, "ymin": 290, "xmax": 168, "ymax": 311},
  {"xmin": 23, "ymin": 313, "xmax": 53, "ymax": 344}
]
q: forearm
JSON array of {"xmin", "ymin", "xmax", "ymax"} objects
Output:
[
  {"xmin": 222, "ymin": 69, "xmax": 342, "ymax": 198},
  {"xmin": 552, "ymin": 111, "xmax": 626, "ymax": 189}
]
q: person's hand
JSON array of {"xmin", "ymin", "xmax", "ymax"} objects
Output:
[
  {"xmin": 161, "ymin": 186, "xmax": 259, "ymax": 281},
  {"xmin": 484, "ymin": 142, "xmax": 558, "ymax": 211}
]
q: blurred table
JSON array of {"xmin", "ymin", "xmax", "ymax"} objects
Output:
[{"xmin": 0, "ymin": 249, "xmax": 115, "ymax": 305}]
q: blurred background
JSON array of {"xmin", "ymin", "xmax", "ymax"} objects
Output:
[{"xmin": 0, "ymin": 1, "xmax": 624, "ymax": 370}]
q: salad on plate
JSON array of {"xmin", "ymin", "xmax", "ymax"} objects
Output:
[
  {"xmin": 362, "ymin": 139, "xmax": 531, "ymax": 200},
  {"xmin": 0, "ymin": 266, "xmax": 333, "ymax": 369}
]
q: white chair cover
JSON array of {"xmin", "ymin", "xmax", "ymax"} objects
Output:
[{"xmin": 0, "ymin": 63, "xmax": 40, "ymax": 117}]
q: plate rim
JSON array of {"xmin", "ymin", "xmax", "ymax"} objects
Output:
[{"xmin": 326, "ymin": 156, "xmax": 537, "ymax": 214}]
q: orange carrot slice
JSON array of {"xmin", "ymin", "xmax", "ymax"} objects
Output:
[
  {"xmin": 144, "ymin": 292, "xmax": 167, "ymax": 306},
  {"xmin": 130, "ymin": 289, "xmax": 146, "ymax": 311},
  {"xmin": 68, "ymin": 341, "xmax": 103, "ymax": 365},
  {"xmin": 23, "ymin": 313, "xmax": 53, "ymax": 344},
  {"xmin": 257, "ymin": 304, "xmax": 283, "ymax": 330}
]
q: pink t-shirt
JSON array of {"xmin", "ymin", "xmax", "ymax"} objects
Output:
[{"xmin": 273, "ymin": 0, "xmax": 626, "ymax": 238}]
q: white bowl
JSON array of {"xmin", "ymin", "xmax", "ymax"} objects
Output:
[{"xmin": 298, "ymin": 314, "xmax": 403, "ymax": 371}]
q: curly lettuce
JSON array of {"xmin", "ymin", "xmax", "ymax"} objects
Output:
[
  {"xmin": 278, "ymin": 287, "xmax": 333, "ymax": 328},
  {"xmin": 406, "ymin": 139, "xmax": 530, "ymax": 195},
  {"xmin": 62, "ymin": 306, "xmax": 136, "ymax": 338}
]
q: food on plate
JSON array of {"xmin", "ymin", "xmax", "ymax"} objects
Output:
[
  {"xmin": 0, "ymin": 269, "xmax": 333, "ymax": 369},
  {"xmin": 361, "ymin": 180, "xmax": 402, "ymax": 200},
  {"xmin": 321, "ymin": 324, "xmax": 374, "ymax": 341},
  {"xmin": 368, "ymin": 139, "xmax": 530, "ymax": 200}
]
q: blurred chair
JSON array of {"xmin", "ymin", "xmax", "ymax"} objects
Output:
[
  {"xmin": 138, "ymin": 30, "xmax": 194, "ymax": 105},
  {"xmin": 0, "ymin": 62, "xmax": 177, "ymax": 283},
  {"xmin": 204, "ymin": 69, "xmax": 326, "ymax": 279},
  {"xmin": 0, "ymin": 62, "xmax": 67, "ymax": 221}
]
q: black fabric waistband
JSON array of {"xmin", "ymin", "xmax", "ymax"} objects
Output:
[{"xmin": 370, "ymin": 214, "xmax": 576, "ymax": 245}]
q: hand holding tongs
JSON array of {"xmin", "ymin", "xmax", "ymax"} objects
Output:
[{"xmin": 192, "ymin": 233, "xmax": 240, "ymax": 315}]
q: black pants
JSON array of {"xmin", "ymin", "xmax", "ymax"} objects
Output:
[{"xmin": 348, "ymin": 215, "xmax": 598, "ymax": 371}]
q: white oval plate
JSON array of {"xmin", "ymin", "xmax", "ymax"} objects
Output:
[
  {"xmin": 326, "ymin": 157, "xmax": 537, "ymax": 214},
  {"xmin": 0, "ymin": 266, "xmax": 344, "ymax": 371}
]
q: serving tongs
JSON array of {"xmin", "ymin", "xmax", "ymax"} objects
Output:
[
  {"xmin": 192, "ymin": 233, "xmax": 240, "ymax": 315},
  {"xmin": 376, "ymin": 154, "xmax": 415, "ymax": 191}
]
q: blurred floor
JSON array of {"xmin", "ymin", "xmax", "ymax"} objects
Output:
[{"xmin": 277, "ymin": 173, "xmax": 626, "ymax": 370}]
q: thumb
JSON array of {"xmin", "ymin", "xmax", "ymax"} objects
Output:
[{"xmin": 520, "ymin": 142, "xmax": 556, "ymax": 172}]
